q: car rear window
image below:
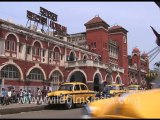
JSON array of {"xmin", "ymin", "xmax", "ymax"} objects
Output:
[{"xmin": 80, "ymin": 84, "xmax": 87, "ymax": 90}]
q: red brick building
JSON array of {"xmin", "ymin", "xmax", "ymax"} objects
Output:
[{"xmin": 0, "ymin": 15, "xmax": 149, "ymax": 92}]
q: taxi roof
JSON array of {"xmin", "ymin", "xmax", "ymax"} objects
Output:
[
  {"xmin": 107, "ymin": 83, "xmax": 124, "ymax": 86},
  {"xmin": 128, "ymin": 85, "xmax": 140, "ymax": 87},
  {"xmin": 62, "ymin": 82, "xmax": 86, "ymax": 85}
]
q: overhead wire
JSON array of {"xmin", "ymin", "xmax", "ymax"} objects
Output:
[{"xmin": 147, "ymin": 46, "xmax": 160, "ymax": 63}]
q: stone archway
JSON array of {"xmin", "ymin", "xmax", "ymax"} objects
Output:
[
  {"xmin": 49, "ymin": 70, "xmax": 63, "ymax": 91},
  {"xmin": 68, "ymin": 71, "xmax": 86, "ymax": 83},
  {"xmin": 105, "ymin": 74, "xmax": 113, "ymax": 84},
  {"xmin": 116, "ymin": 77, "xmax": 122, "ymax": 84},
  {"xmin": 93, "ymin": 73, "xmax": 102, "ymax": 92}
]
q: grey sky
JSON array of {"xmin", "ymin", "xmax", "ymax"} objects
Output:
[{"xmin": 0, "ymin": 2, "xmax": 160, "ymax": 69}]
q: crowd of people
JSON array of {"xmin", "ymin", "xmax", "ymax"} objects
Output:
[{"xmin": 0, "ymin": 86, "xmax": 51, "ymax": 106}]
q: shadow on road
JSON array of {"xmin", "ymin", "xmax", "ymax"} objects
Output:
[{"xmin": 45, "ymin": 104, "xmax": 84, "ymax": 110}]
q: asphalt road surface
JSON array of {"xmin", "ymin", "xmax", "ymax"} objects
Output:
[{"xmin": 0, "ymin": 105, "xmax": 83, "ymax": 119}]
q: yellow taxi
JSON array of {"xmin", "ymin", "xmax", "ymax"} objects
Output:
[
  {"xmin": 127, "ymin": 84, "xmax": 141, "ymax": 92},
  {"xmin": 107, "ymin": 84, "xmax": 126, "ymax": 97},
  {"xmin": 47, "ymin": 82, "xmax": 96, "ymax": 109},
  {"xmin": 82, "ymin": 88, "xmax": 160, "ymax": 118}
]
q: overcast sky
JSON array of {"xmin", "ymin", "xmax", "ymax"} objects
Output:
[{"xmin": 0, "ymin": 2, "xmax": 160, "ymax": 69}]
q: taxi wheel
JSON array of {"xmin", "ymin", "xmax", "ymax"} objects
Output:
[
  {"xmin": 113, "ymin": 93, "xmax": 116, "ymax": 97},
  {"xmin": 88, "ymin": 96, "xmax": 94, "ymax": 103},
  {"xmin": 65, "ymin": 98, "xmax": 73, "ymax": 109},
  {"xmin": 118, "ymin": 93, "xmax": 121, "ymax": 97}
]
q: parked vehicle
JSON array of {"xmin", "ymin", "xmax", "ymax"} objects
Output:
[
  {"xmin": 127, "ymin": 85, "xmax": 142, "ymax": 93},
  {"xmin": 47, "ymin": 82, "xmax": 96, "ymax": 109},
  {"xmin": 107, "ymin": 84, "xmax": 127, "ymax": 97}
]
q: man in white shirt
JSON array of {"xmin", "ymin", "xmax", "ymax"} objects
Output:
[{"xmin": 7, "ymin": 88, "xmax": 12, "ymax": 104}]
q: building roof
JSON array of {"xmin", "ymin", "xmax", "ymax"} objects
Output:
[
  {"xmin": 141, "ymin": 52, "xmax": 148, "ymax": 57},
  {"xmin": 132, "ymin": 47, "xmax": 140, "ymax": 53},
  {"xmin": 109, "ymin": 25, "xmax": 128, "ymax": 32},
  {"xmin": 84, "ymin": 16, "xmax": 110, "ymax": 27},
  {"xmin": 109, "ymin": 25, "xmax": 122, "ymax": 30}
]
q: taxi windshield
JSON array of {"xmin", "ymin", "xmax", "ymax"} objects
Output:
[
  {"xmin": 109, "ymin": 85, "xmax": 120, "ymax": 90},
  {"xmin": 58, "ymin": 84, "xmax": 73, "ymax": 91},
  {"xmin": 128, "ymin": 86, "xmax": 138, "ymax": 90}
]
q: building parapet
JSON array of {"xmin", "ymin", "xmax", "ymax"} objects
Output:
[
  {"xmin": 65, "ymin": 60, "xmax": 124, "ymax": 73},
  {"xmin": 65, "ymin": 60, "xmax": 109, "ymax": 69},
  {"xmin": 128, "ymin": 65, "xmax": 137, "ymax": 70},
  {"xmin": 112, "ymin": 66, "xmax": 124, "ymax": 73},
  {"xmin": 109, "ymin": 55, "xmax": 118, "ymax": 59},
  {"xmin": 0, "ymin": 19, "xmax": 98, "ymax": 57},
  {"xmin": 140, "ymin": 58, "xmax": 146, "ymax": 62},
  {"xmin": 140, "ymin": 68, "xmax": 147, "ymax": 73}
]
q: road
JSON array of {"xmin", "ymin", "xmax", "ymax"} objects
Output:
[{"xmin": 0, "ymin": 105, "xmax": 83, "ymax": 119}]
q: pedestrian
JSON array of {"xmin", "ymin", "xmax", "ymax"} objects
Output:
[
  {"xmin": 28, "ymin": 90, "xmax": 32, "ymax": 104},
  {"xmin": 1, "ymin": 88, "xmax": 7, "ymax": 106},
  {"xmin": 23, "ymin": 90, "xmax": 28, "ymax": 103},
  {"xmin": 11, "ymin": 89, "xmax": 16, "ymax": 103},
  {"xmin": 42, "ymin": 86, "xmax": 47, "ymax": 104},
  {"xmin": 19, "ymin": 89, "xmax": 24, "ymax": 104},
  {"xmin": 36, "ymin": 88, "xmax": 42, "ymax": 105},
  {"xmin": 102, "ymin": 84, "xmax": 110, "ymax": 98},
  {"xmin": 7, "ymin": 88, "xmax": 12, "ymax": 104}
]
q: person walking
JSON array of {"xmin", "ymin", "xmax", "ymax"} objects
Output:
[
  {"xmin": 11, "ymin": 89, "xmax": 16, "ymax": 103},
  {"xmin": 42, "ymin": 86, "xmax": 47, "ymax": 104},
  {"xmin": 28, "ymin": 90, "xmax": 32, "ymax": 104},
  {"xmin": 23, "ymin": 90, "xmax": 28, "ymax": 103},
  {"xmin": 102, "ymin": 84, "xmax": 110, "ymax": 98},
  {"xmin": 7, "ymin": 88, "xmax": 12, "ymax": 104},
  {"xmin": 1, "ymin": 88, "xmax": 7, "ymax": 106},
  {"xmin": 19, "ymin": 89, "xmax": 24, "ymax": 104},
  {"xmin": 36, "ymin": 88, "xmax": 42, "ymax": 105}
]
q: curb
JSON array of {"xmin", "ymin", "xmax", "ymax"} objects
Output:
[{"xmin": 0, "ymin": 105, "xmax": 47, "ymax": 115}]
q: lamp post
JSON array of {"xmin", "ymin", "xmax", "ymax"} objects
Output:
[
  {"xmin": 106, "ymin": 64, "xmax": 113, "ymax": 84},
  {"xmin": 25, "ymin": 76, "xmax": 30, "ymax": 92}
]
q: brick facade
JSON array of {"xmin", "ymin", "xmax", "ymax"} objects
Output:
[{"xmin": 0, "ymin": 16, "xmax": 149, "ymax": 91}]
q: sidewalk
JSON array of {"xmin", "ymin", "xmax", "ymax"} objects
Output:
[{"xmin": 0, "ymin": 103, "xmax": 47, "ymax": 115}]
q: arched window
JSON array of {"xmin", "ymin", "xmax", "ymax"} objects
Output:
[
  {"xmin": 50, "ymin": 71, "xmax": 63, "ymax": 91},
  {"xmin": 69, "ymin": 51, "xmax": 76, "ymax": 61},
  {"xmin": 94, "ymin": 57, "xmax": 99, "ymax": 62},
  {"xmin": 123, "ymin": 36, "xmax": 127, "ymax": 43},
  {"xmin": 28, "ymin": 68, "xmax": 44, "ymax": 81},
  {"xmin": 53, "ymin": 47, "xmax": 60, "ymax": 60},
  {"xmin": 1, "ymin": 65, "xmax": 20, "ymax": 79},
  {"xmin": 116, "ymin": 77, "xmax": 121, "ymax": 84},
  {"xmin": 50, "ymin": 71, "xmax": 62, "ymax": 84},
  {"xmin": 83, "ymin": 55, "xmax": 88, "ymax": 60},
  {"xmin": 32, "ymin": 41, "xmax": 41, "ymax": 56},
  {"xmin": 5, "ymin": 34, "xmax": 17, "ymax": 52}
]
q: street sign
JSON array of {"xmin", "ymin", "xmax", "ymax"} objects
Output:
[{"xmin": 0, "ymin": 79, "xmax": 2, "ymax": 85}]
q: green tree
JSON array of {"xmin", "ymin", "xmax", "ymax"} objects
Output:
[{"xmin": 145, "ymin": 61, "xmax": 160, "ymax": 89}]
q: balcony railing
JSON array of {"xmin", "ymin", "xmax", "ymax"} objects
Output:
[
  {"xmin": 65, "ymin": 60, "xmax": 109, "ymax": 69},
  {"xmin": 128, "ymin": 65, "xmax": 137, "ymax": 70},
  {"xmin": 112, "ymin": 66, "xmax": 124, "ymax": 73},
  {"xmin": 140, "ymin": 69, "xmax": 147, "ymax": 73},
  {"xmin": 65, "ymin": 60, "xmax": 124, "ymax": 73},
  {"xmin": 140, "ymin": 58, "xmax": 146, "ymax": 62}
]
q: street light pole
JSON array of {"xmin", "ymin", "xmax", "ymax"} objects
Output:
[
  {"xmin": 25, "ymin": 38, "xmax": 29, "ymax": 91},
  {"xmin": 106, "ymin": 64, "xmax": 112, "ymax": 84}
]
